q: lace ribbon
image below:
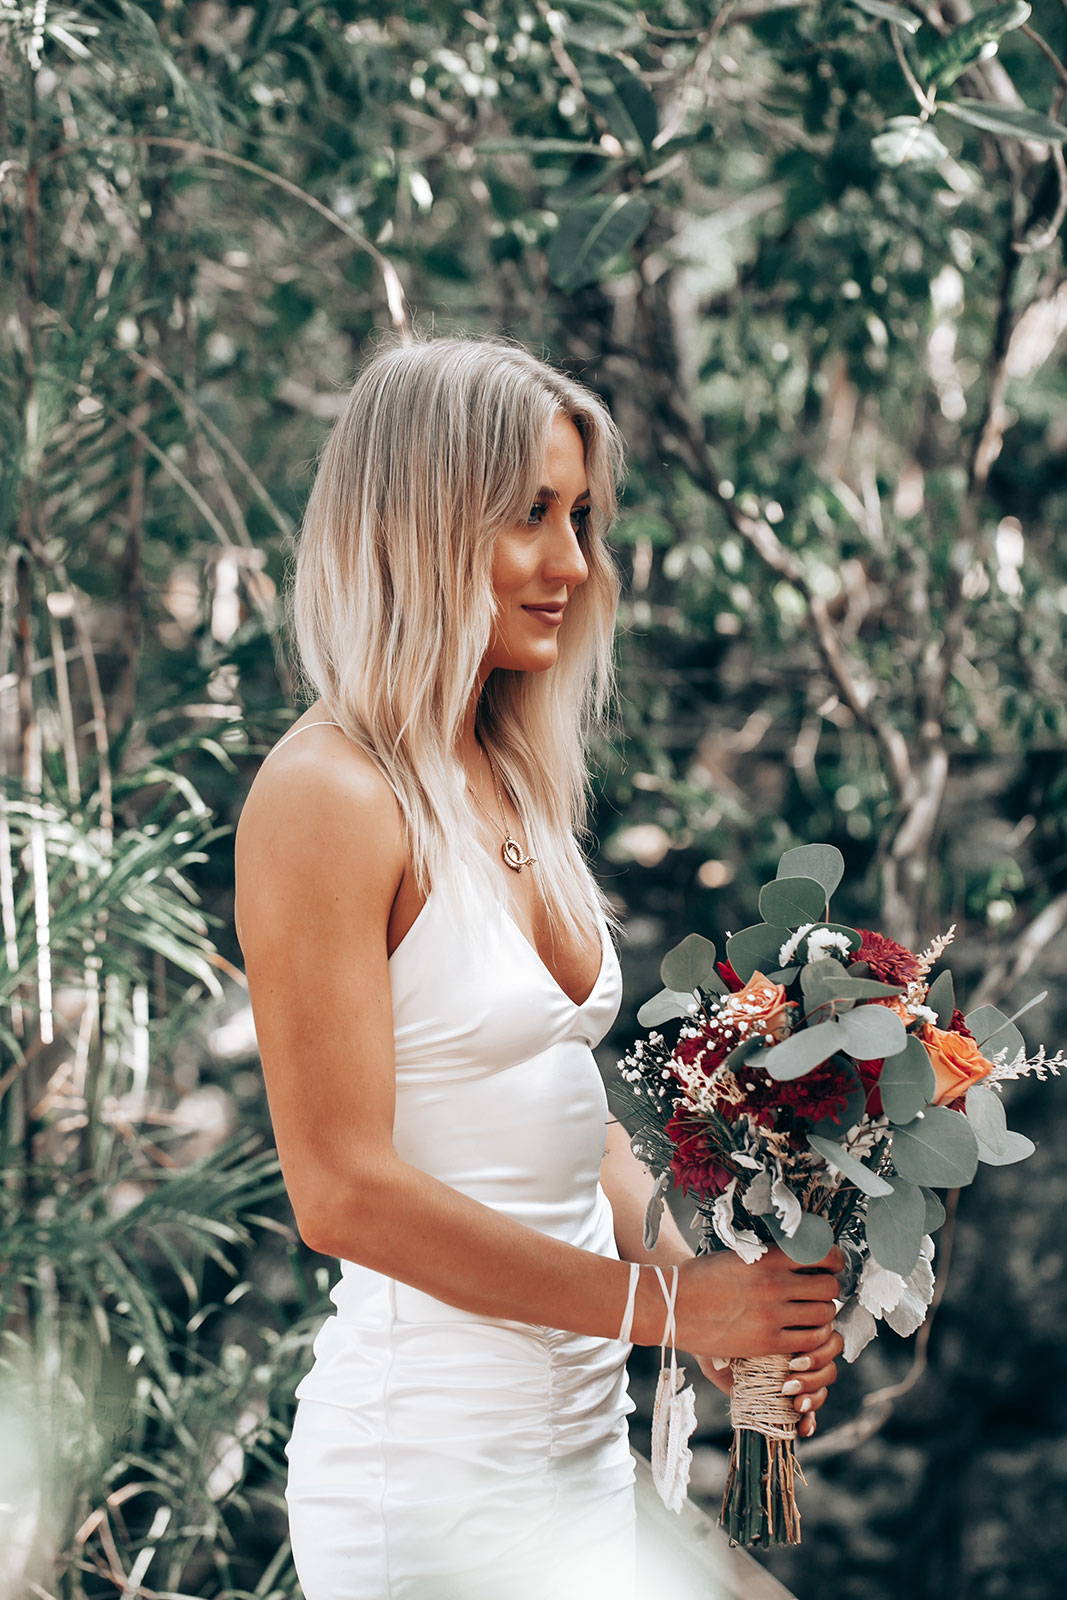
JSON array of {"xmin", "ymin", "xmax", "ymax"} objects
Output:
[{"xmin": 649, "ymin": 1264, "xmax": 698, "ymax": 1514}]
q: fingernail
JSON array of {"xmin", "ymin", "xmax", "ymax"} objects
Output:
[
  {"xmin": 780, "ymin": 1378, "xmax": 803, "ymax": 1395},
  {"xmin": 788, "ymin": 1356, "xmax": 812, "ymax": 1371},
  {"xmin": 799, "ymin": 1396, "xmax": 812, "ymax": 1411}
]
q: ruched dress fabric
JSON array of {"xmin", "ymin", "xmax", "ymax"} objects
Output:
[{"xmin": 283, "ymin": 853, "xmax": 637, "ymax": 1600}]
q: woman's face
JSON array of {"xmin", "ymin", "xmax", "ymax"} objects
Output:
[{"xmin": 482, "ymin": 413, "xmax": 591, "ymax": 679}]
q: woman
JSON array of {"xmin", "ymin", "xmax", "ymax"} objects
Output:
[{"xmin": 235, "ymin": 333, "xmax": 845, "ymax": 1599}]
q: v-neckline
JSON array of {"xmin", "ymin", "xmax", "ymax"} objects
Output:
[
  {"xmin": 497, "ymin": 899, "xmax": 608, "ymax": 1011},
  {"xmin": 387, "ymin": 856, "xmax": 611, "ymax": 1011}
]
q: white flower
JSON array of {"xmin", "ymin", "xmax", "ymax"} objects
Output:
[
  {"xmin": 883, "ymin": 1236, "xmax": 935, "ymax": 1337},
  {"xmin": 778, "ymin": 922, "xmax": 816, "ymax": 967},
  {"xmin": 771, "ymin": 1173, "xmax": 803, "ymax": 1238},
  {"xmin": 857, "ymin": 1256, "xmax": 908, "ymax": 1318},
  {"xmin": 742, "ymin": 1167, "xmax": 772, "ymax": 1215},
  {"xmin": 855, "ymin": 1235, "xmax": 937, "ymax": 1334},
  {"xmin": 835, "ymin": 1295, "xmax": 878, "ymax": 1362},
  {"xmin": 906, "ymin": 1002, "xmax": 938, "ymax": 1026},
  {"xmin": 711, "ymin": 1178, "xmax": 767, "ymax": 1263},
  {"xmin": 806, "ymin": 928, "xmax": 852, "ymax": 962}
]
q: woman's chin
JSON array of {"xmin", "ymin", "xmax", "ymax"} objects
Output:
[{"xmin": 486, "ymin": 643, "xmax": 560, "ymax": 675}]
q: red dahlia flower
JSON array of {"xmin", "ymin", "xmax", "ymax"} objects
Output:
[
  {"xmin": 665, "ymin": 1106, "xmax": 735, "ymax": 1198},
  {"xmin": 854, "ymin": 929, "xmax": 921, "ymax": 987},
  {"xmin": 718, "ymin": 1058, "xmax": 857, "ymax": 1128},
  {"xmin": 671, "ymin": 1031, "xmax": 730, "ymax": 1076}
]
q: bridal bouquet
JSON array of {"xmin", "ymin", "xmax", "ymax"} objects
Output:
[{"xmin": 610, "ymin": 843, "xmax": 1061, "ymax": 1548}]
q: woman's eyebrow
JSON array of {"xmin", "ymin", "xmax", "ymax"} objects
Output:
[{"xmin": 534, "ymin": 485, "xmax": 591, "ymax": 504}]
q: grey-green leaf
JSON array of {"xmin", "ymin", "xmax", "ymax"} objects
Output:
[
  {"xmin": 838, "ymin": 1003, "xmax": 908, "ymax": 1060},
  {"xmin": 926, "ymin": 969, "xmax": 955, "ymax": 1028},
  {"xmin": 765, "ymin": 1209, "xmax": 836, "ymax": 1264},
  {"xmin": 891, "ymin": 1105, "xmax": 980, "ymax": 1187},
  {"xmin": 661, "ymin": 932, "xmax": 718, "ymax": 995},
  {"xmin": 636, "ymin": 987, "xmax": 696, "ymax": 1028},
  {"xmin": 880, "ymin": 1033, "xmax": 937, "ymax": 1123},
  {"xmin": 758, "ymin": 875, "xmax": 827, "ymax": 928},
  {"xmin": 807, "ymin": 1134, "xmax": 895, "ymax": 1196},
  {"xmin": 964, "ymin": 1003, "xmax": 1025, "ymax": 1067},
  {"xmin": 760, "ymin": 1019, "xmax": 843, "ymax": 1081},
  {"xmin": 921, "ymin": 1187, "xmax": 947, "ymax": 1231},
  {"xmin": 866, "ymin": 1178, "xmax": 927, "ymax": 1276},
  {"xmin": 963, "ymin": 1083, "xmax": 1035, "ymax": 1166},
  {"xmin": 775, "ymin": 843, "xmax": 844, "ymax": 900},
  {"xmin": 725, "ymin": 922, "xmax": 792, "ymax": 983}
]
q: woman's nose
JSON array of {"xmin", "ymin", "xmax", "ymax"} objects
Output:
[{"xmin": 544, "ymin": 517, "xmax": 589, "ymax": 586}]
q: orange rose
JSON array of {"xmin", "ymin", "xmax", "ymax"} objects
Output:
[
  {"xmin": 921, "ymin": 1023, "xmax": 996, "ymax": 1107},
  {"xmin": 724, "ymin": 971, "xmax": 791, "ymax": 1043}
]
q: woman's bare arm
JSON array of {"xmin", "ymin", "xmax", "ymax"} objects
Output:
[
  {"xmin": 599, "ymin": 1117, "xmax": 695, "ymax": 1269},
  {"xmin": 234, "ymin": 733, "xmax": 842, "ymax": 1357}
]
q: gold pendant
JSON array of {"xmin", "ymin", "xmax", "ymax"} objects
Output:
[{"xmin": 502, "ymin": 836, "xmax": 536, "ymax": 871}]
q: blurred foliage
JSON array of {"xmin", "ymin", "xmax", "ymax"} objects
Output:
[{"xmin": 2, "ymin": 0, "xmax": 1066, "ymax": 1595}]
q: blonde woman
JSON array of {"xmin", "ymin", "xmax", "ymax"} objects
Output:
[{"xmin": 234, "ymin": 333, "xmax": 845, "ymax": 1599}]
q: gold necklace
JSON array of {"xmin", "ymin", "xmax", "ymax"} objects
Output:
[{"xmin": 467, "ymin": 748, "xmax": 537, "ymax": 872}]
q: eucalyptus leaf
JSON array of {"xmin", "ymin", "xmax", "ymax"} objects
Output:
[
  {"xmin": 866, "ymin": 1178, "xmax": 927, "ymax": 1276},
  {"xmin": 636, "ymin": 987, "xmax": 696, "ymax": 1028},
  {"xmin": 891, "ymin": 1105, "xmax": 980, "ymax": 1187},
  {"xmin": 926, "ymin": 969, "xmax": 955, "ymax": 1028},
  {"xmin": 760, "ymin": 1019, "xmax": 843, "ymax": 1081},
  {"xmin": 838, "ymin": 1003, "xmax": 908, "ymax": 1060},
  {"xmin": 758, "ymin": 875, "xmax": 827, "ymax": 927},
  {"xmin": 964, "ymin": 1004, "xmax": 1025, "ymax": 1067},
  {"xmin": 661, "ymin": 932, "xmax": 718, "ymax": 995},
  {"xmin": 963, "ymin": 1083, "xmax": 1036, "ymax": 1166},
  {"xmin": 765, "ymin": 1209, "xmax": 836, "ymax": 1264},
  {"xmin": 879, "ymin": 1034, "xmax": 937, "ymax": 1123},
  {"xmin": 921, "ymin": 1187, "xmax": 947, "ymax": 1232},
  {"xmin": 807, "ymin": 1134, "xmax": 895, "ymax": 1196},
  {"xmin": 725, "ymin": 922, "xmax": 792, "ymax": 983},
  {"xmin": 775, "ymin": 843, "xmax": 844, "ymax": 899}
]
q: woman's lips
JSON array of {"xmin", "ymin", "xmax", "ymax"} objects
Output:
[{"xmin": 522, "ymin": 605, "xmax": 565, "ymax": 625}]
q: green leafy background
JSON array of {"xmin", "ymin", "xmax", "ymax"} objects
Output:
[{"xmin": 2, "ymin": 1, "xmax": 1066, "ymax": 1595}]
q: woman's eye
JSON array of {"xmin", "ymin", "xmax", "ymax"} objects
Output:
[{"xmin": 525, "ymin": 503, "xmax": 592, "ymax": 534}]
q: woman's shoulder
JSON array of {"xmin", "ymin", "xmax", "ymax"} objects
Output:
[{"xmin": 236, "ymin": 713, "xmax": 407, "ymax": 891}]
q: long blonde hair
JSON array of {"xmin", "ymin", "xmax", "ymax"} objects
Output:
[{"xmin": 288, "ymin": 331, "xmax": 626, "ymax": 952}]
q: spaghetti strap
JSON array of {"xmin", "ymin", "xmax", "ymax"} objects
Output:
[{"xmin": 261, "ymin": 720, "xmax": 344, "ymax": 762}]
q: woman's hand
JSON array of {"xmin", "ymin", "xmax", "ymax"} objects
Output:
[
  {"xmin": 669, "ymin": 1242, "xmax": 844, "ymax": 1362},
  {"xmin": 691, "ymin": 1326, "xmax": 845, "ymax": 1439}
]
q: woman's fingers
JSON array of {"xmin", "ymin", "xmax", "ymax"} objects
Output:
[
  {"xmin": 789, "ymin": 1383, "xmax": 829, "ymax": 1419},
  {"xmin": 787, "ymin": 1327, "xmax": 844, "ymax": 1372}
]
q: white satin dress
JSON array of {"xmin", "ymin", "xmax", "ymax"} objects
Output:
[{"xmin": 280, "ymin": 747, "xmax": 636, "ymax": 1599}]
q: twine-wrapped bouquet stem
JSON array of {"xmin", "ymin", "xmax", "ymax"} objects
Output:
[{"xmin": 721, "ymin": 1352, "xmax": 807, "ymax": 1547}]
